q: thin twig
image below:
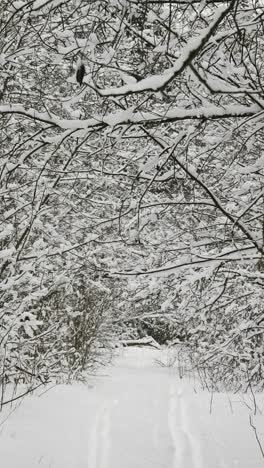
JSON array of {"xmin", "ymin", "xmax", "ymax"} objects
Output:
[{"xmin": 249, "ymin": 415, "xmax": 264, "ymax": 459}]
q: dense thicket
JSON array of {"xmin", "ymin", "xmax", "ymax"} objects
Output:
[{"xmin": 1, "ymin": 0, "xmax": 264, "ymax": 394}]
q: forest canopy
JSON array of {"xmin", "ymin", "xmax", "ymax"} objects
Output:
[{"xmin": 0, "ymin": 0, "xmax": 264, "ymax": 392}]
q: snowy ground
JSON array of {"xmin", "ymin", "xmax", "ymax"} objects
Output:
[{"xmin": 1, "ymin": 347, "xmax": 264, "ymax": 467}]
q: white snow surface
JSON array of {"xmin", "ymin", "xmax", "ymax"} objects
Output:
[{"xmin": 1, "ymin": 347, "xmax": 264, "ymax": 467}]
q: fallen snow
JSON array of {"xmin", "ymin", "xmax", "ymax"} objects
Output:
[{"xmin": 0, "ymin": 347, "xmax": 264, "ymax": 467}]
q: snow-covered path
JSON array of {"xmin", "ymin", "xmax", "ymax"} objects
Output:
[
  {"xmin": 1, "ymin": 347, "xmax": 264, "ymax": 467},
  {"xmin": 87, "ymin": 366, "xmax": 173, "ymax": 468}
]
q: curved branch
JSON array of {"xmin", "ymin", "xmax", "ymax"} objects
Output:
[{"xmin": 93, "ymin": 0, "xmax": 236, "ymax": 97}]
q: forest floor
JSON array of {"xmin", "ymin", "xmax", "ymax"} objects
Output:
[{"xmin": 0, "ymin": 346, "xmax": 264, "ymax": 467}]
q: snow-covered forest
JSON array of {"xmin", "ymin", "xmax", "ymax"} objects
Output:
[{"xmin": 1, "ymin": 0, "xmax": 264, "ymax": 400}]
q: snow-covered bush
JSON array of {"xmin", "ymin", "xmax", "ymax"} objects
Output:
[
  {"xmin": 0, "ymin": 276, "xmax": 115, "ymax": 401},
  {"xmin": 170, "ymin": 267, "xmax": 264, "ymax": 391}
]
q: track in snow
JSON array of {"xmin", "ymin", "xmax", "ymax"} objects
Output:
[{"xmin": 0, "ymin": 347, "xmax": 264, "ymax": 468}]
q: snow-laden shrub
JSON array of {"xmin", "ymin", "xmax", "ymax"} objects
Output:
[
  {"xmin": 172, "ymin": 267, "xmax": 264, "ymax": 392},
  {"xmin": 0, "ymin": 270, "xmax": 116, "ymax": 407}
]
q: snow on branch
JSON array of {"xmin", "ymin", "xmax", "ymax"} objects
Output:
[
  {"xmin": 0, "ymin": 103, "xmax": 261, "ymax": 132},
  {"xmin": 124, "ymin": 104, "xmax": 262, "ymax": 125},
  {"xmin": 94, "ymin": 0, "xmax": 236, "ymax": 97},
  {"xmin": 111, "ymin": 248, "xmax": 260, "ymax": 278},
  {"xmin": 121, "ymin": 337, "xmax": 160, "ymax": 349},
  {"xmin": 136, "ymin": 1, "xmax": 232, "ymax": 3}
]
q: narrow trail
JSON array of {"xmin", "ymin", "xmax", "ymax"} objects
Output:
[
  {"xmin": 168, "ymin": 382, "xmax": 203, "ymax": 468},
  {"xmin": 83, "ymin": 347, "xmax": 263, "ymax": 468},
  {"xmin": 0, "ymin": 347, "xmax": 264, "ymax": 468},
  {"xmin": 85, "ymin": 348, "xmax": 264, "ymax": 468},
  {"xmin": 87, "ymin": 357, "xmax": 175, "ymax": 468}
]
